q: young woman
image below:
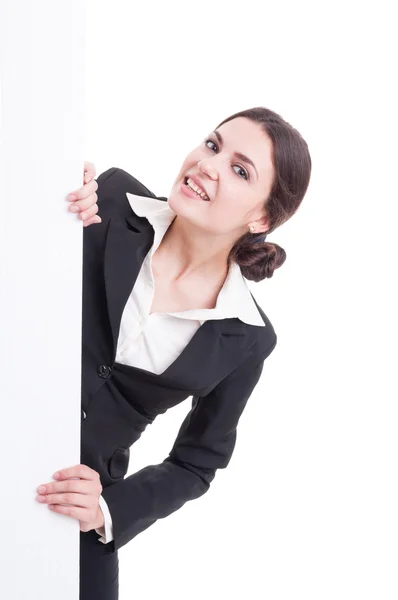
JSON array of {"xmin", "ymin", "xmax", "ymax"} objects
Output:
[{"xmin": 36, "ymin": 106, "xmax": 311, "ymax": 599}]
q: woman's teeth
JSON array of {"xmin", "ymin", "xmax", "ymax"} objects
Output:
[{"xmin": 186, "ymin": 177, "xmax": 210, "ymax": 201}]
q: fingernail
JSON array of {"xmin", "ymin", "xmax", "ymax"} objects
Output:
[
  {"xmin": 70, "ymin": 205, "xmax": 79, "ymax": 212},
  {"xmin": 68, "ymin": 194, "xmax": 77, "ymax": 201},
  {"xmin": 53, "ymin": 472, "xmax": 60, "ymax": 479}
]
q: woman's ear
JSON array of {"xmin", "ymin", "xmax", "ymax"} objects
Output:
[{"xmin": 255, "ymin": 212, "xmax": 270, "ymax": 234}]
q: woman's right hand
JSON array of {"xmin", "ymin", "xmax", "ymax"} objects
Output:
[{"xmin": 67, "ymin": 161, "xmax": 101, "ymax": 227}]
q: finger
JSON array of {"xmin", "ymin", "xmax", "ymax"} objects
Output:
[
  {"xmin": 69, "ymin": 199, "xmax": 98, "ymax": 219},
  {"xmin": 37, "ymin": 478, "xmax": 90, "ymax": 495},
  {"xmin": 38, "ymin": 492, "xmax": 92, "ymax": 508},
  {"xmin": 79, "ymin": 203, "xmax": 99, "ymax": 222},
  {"xmin": 47, "ymin": 503, "xmax": 88, "ymax": 522},
  {"xmin": 83, "ymin": 216, "xmax": 102, "ymax": 228},
  {"xmin": 67, "ymin": 179, "xmax": 98, "ymax": 202},
  {"xmin": 53, "ymin": 464, "xmax": 98, "ymax": 482},
  {"xmin": 68, "ymin": 196, "xmax": 98, "ymax": 218},
  {"xmin": 83, "ymin": 161, "xmax": 96, "ymax": 183}
]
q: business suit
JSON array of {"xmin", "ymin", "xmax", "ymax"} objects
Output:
[{"xmin": 79, "ymin": 167, "xmax": 277, "ymax": 598}]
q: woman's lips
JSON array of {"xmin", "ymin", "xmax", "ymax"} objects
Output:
[{"xmin": 180, "ymin": 180, "xmax": 210, "ymax": 201}]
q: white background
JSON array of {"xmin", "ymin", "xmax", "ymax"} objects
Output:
[{"xmin": 84, "ymin": 2, "xmax": 397, "ymax": 598}]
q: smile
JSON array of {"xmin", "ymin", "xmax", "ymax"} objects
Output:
[{"xmin": 183, "ymin": 176, "xmax": 210, "ymax": 201}]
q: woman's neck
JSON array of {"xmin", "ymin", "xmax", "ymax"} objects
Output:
[{"xmin": 153, "ymin": 216, "xmax": 234, "ymax": 285}]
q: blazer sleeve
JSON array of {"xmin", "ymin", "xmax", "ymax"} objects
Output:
[{"xmin": 101, "ymin": 334, "xmax": 277, "ymax": 552}]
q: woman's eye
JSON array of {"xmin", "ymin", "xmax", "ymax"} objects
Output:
[
  {"xmin": 233, "ymin": 165, "xmax": 249, "ymax": 180},
  {"xmin": 205, "ymin": 138, "xmax": 218, "ymax": 152}
]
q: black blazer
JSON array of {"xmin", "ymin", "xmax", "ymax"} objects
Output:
[{"xmin": 80, "ymin": 167, "xmax": 277, "ymax": 553}]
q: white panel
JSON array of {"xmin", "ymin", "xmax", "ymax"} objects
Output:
[{"xmin": 0, "ymin": 1, "xmax": 85, "ymax": 598}]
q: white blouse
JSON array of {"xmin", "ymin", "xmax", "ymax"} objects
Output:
[{"xmin": 95, "ymin": 191, "xmax": 265, "ymax": 544}]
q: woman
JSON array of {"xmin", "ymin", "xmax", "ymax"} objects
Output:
[{"xmin": 36, "ymin": 106, "xmax": 311, "ymax": 599}]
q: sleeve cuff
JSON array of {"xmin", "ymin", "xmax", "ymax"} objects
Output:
[{"xmin": 95, "ymin": 495, "xmax": 114, "ymax": 544}]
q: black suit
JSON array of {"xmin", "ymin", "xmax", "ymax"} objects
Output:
[{"xmin": 79, "ymin": 167, "xmax": 277, "ymax": 594}]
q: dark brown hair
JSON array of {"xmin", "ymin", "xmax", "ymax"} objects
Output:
[{"xmin": 216, "ymin": 107, "xmax": 312, "ymax": 282}]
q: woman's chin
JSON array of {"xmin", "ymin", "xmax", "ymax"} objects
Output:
[
  {"xmin": 167, "ymin": 193, "xmax": 208, "ymax": 229},
  {"xmin": 167, "ymin": 189, "xmax": 194, "ymax": 213}
]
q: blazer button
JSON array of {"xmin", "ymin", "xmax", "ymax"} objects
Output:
[
  {"xmin": 97, "ymin": 364, "xmax": 112, "ymax": 378},
  {"xmin": 81, "ymin": 410, "xmax": 87, "ymax": 420}
]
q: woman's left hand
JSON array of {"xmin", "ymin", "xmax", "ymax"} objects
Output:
[
  {"xmin": 67, "ymin": 161, "xmax": 101, "ymax": 228},
  {"xmin": 36, "ymin": 464, "xmax": 105, "ymax": 533}
]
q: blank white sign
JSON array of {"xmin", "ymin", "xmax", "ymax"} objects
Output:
[{"xmin": 0, "ymin": 1, "xmax": 86, "ymax": 598}]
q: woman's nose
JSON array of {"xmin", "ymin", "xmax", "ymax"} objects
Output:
[{"xmin": 197, "ymin": 160, "xmax": 219, "ymax": 180}]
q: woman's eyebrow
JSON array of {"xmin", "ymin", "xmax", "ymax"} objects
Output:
[{"xmin": 213, "ymin": 130, "xmax": 258, "ymax": 178}]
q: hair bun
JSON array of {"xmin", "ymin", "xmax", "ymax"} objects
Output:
[{"xmin": 230, "ymin": 236, "xmax": 286, "ymax": 282}]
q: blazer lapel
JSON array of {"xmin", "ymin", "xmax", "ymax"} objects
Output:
[
  {"xmin": 103, "ymin": 213, "xmax": 154, "ymax": 361},
  {"xmin": 156, "ymin": 316, "xmax": 253, "ymax": 390}
]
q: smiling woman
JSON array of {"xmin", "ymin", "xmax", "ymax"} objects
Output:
[{"xmin": 59, "ymin": 105, "xmax": 312, "ymax": 600}]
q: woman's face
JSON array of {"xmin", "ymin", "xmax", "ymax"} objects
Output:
[{"xmin": 168, "ymin": 116, "xmax": 275, "ymax": 238}]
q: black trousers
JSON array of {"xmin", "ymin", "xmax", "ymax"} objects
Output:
[{"xmin": 80, "ymin": 528, "xmax": 119, "ymax": 599}]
